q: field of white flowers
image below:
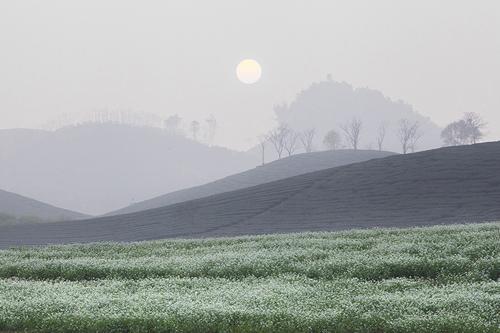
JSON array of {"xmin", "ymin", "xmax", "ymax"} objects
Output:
[{"xmin": 0, "ymin": 223, "xmax": 498, "ymax": 332}]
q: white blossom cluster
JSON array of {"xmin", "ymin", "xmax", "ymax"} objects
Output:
[{"xmin": 0, "ymin": 223, "xmax": 498, "ymax": 332}]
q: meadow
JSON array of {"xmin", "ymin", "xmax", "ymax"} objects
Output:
[{"xmin": 0, "ymin": 222, "xmax": 498, "ymax": 332}]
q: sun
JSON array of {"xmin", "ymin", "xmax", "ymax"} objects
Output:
[{"xmin": 236, "ymin": 59, "xmax": 262, "ymax": 84}]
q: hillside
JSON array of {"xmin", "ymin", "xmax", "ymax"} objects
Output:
[
  {"xmin": 0, "ymin": 189, "xmax": 87, "ymax": 224},
  {"xmin": 108, "ymin": 149, "xmax": 395, "ymax": 215},
  {"xmin": 275, "ymin": 79, "xmax": 442, "ymax": 153},
  {"xmin": 1, "ymin": 142, "xmax": 499, "ymax": 248},
  {"xmin": 0, "ymin": 124, "xmax": 256, "ymax": 215}
]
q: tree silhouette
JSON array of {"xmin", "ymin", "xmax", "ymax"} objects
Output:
[
  {"xmin": 340, "ymin": 118, "xmax": 362, "ymax": 150},
  {"xmin": 463, "ymin": 112, "xmax": 486, "ymax": 144},
  {"xmin": 323, "ymin": 129, "xmax": 342, "ymax": 150},
  {"xmin": 299, "ymin": 129, "xmax": 316, "ymax": 153},
  {"xmin": 397, "ymin": 119, "xmax": 421, "ymax": 154},
  {"xmin": 190, "ymin": 121, "xmax": 200, "ymax": 141},
  {"xmin": 164, "ymin": 115, "xmax": 182, "ymax": 134},
  {"xmin": 283, "ymin": 129, "xmax": 299, "ymax": 156},
  {"xmin": 267, "ymin": 124, "xmax": 290, "ymax": 159},
  {"xmin": 205, "ymin": 115, "xmax": 217, "ymax": 145},
  {"xmin": 441, "ymin": 112, "xmax": 486, "ymax": 146},
  {"xmin": 376, "ymin": 124, "xmax": 386, "ymax": 151}
]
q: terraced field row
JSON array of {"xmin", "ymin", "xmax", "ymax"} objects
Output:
[{"xmin": 0, "ymin": 223, "xmax": 498, "ymax": 332}]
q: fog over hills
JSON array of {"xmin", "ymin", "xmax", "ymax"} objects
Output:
[
  {"xmin": 1, "ymin": 141, "xmax": 498, "ymax": 248},
  {"xmin": 108, "ymin": 149, "xmax": 395, "ymax": 216},
  {"xmin": 0, "ymin": 189, "xmax": 87, "ymax": 225},
  {"xmin": 275, "ymin": 79, "xmax": 442, "ymax": 153},
  {"xmin": 0, "ymin": 124, "xmax": 256, "ymax": 215}
]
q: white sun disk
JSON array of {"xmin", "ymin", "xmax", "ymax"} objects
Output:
[{"xmin": 236, "ymin": 59, "xmax": 262, "ymax": 84}]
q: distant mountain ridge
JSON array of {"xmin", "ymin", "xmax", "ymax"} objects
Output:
[
  {"xmin": 1, "ymin": 141, "xmax": 498, "ymax": 248},
  {"xmin": 0, "ymin": 124, "xmax": 256, "ymax": 215},
  {"xmin": 107, "ymin": 149, "xmax": 395, "ymax": 216},
  {"xmin": 0, "ymin": 189, "xmax": 87, "ymax": 224}
]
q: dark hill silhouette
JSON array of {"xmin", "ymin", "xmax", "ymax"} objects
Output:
[
  {"xmin": 1, "ymin": 142, "xmax": 499, "ymax": 248},
  {"xmin": 108, "ymin": 149, "xmax": 395, "ymax": 216},
  {"xmin": 0, "ymin": 124, "xmax": 256, "ymax": 215},
  {"xmin": 275, "ymin": 79, "xmax": 442, "ymax": 153},
  {"xmin": 0, "ymin": 189, "xmax": 87, "ymax": 225}
]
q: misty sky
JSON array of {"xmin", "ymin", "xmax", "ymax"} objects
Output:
[{"xmin": 1, "ymin": 1, "xmax": 499, "ymax": 150}]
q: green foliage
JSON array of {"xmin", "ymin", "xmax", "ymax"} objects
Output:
[{"xmin": 0, "ymin": 223, "xmax": 499, "ymax": 332}]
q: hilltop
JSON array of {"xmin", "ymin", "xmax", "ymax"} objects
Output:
[{"xmin": 275, "ymin": 79, "xmax": 442, "ymax": 152}]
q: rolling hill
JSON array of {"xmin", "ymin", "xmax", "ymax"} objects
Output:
[
  {"xmin": 108, "ymin": 149, "xmax": 395, "ymax": 215},
  {"xmin": 0, "ymin": 124, "xmax": 256, "ymax": 215},
  {"xmin": 0, "ymin": 189, "xmax": 87, "ymax": 225},
  {"xmin": 0, "ymin": 142, "xmax": 499, "ymax": 248}
]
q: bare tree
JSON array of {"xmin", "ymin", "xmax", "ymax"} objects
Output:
[
  {"xmin": 376, "ymin": 124, "xmax": 386, "ymax": 151},
  {"xmin": 408, "ymin": 130, "xmax": 422, "ymax": 153},
  {"xmin": 266, "ymin": 124, "xmax": 290, "ymax": 159},
  {"xmin": 463, "ymin": 112, "xmax": 486, "ymax": 144},
  {"xmin": 190, "ymin": 120, "xmax": 200, "ymax": 141},
  {"xmin": 258, "ymin": 135, "xmax": 267, "ymax": 166},
  {"xmin": 164, "ymin": 115, "xmax": 182, "ymax": 134},
  {"xmin": 323, "ymin": 129, "xmax": 342, "ymax": 150},
  {"xmin": 205, "ymin": 115, "xmax": 217, "ymax": 145},
  {"xmin": 340, "ymin": 117, "xmax": 362, "ymax": 150},
  {"xmin": 397, "ymin": 119, "xmax": 421, "ymax": 154},
  {"xmin": 283, "ymin": 129, "xmax": 299, "ymax": 157},
  {"xmin": 299, "ymin": 129, "xmax": 316, "ymax": 153}
]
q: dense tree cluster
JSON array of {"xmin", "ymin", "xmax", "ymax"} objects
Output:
[{"xmin": 441, "ymin": 112, "xmax": 486, "ymax": 146}]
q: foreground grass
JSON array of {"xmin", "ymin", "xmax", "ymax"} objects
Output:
[{"xmin": 0, "ymin": 223, "xmax": 499, "ymax": 332}]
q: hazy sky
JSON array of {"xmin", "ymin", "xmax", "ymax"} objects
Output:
[{"xmin": 1, "ymin": 1, "xmax": 499, "ymax": 150}]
